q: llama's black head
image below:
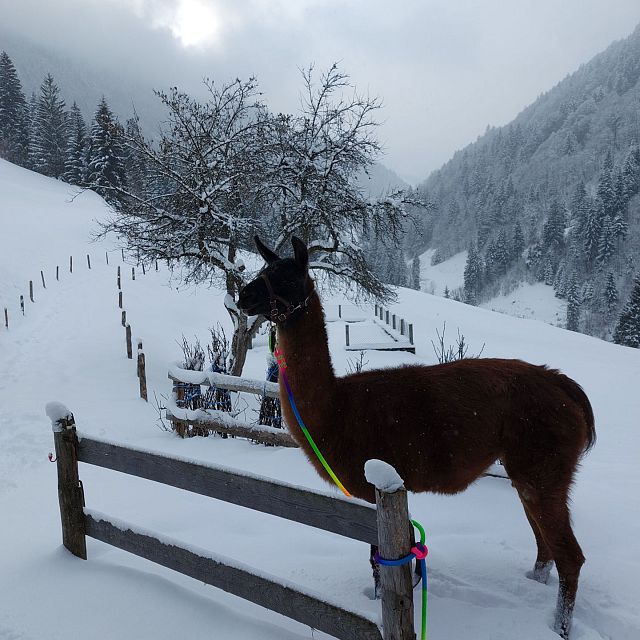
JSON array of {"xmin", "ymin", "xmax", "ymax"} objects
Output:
[{"xmin": 237, "ymin": 236, "xmax": 312, "ymax": 322}]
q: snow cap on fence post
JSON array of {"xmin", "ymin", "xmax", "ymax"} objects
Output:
[
  {"xmin": 45, "ymin": 401, "xmax": 74, "ymax": 431},
  {"xmin": 364, "ymin": 459, "xmax": 405, "ymax": 492}
]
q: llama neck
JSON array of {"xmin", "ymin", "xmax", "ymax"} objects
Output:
[{"xmin": 276, "ymin": 288, "xmax": 336, "ymax": 419}]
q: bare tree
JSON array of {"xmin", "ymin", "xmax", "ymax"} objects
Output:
[{"xmin": 100, "ymin": 66, "xmax": 425, "ymax": 374}]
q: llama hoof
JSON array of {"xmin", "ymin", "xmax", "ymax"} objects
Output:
[
  {"xmin": 553, "ymin": 602, "xmax": 573, "ymax": 639},
  {"xmin": 526, "ymin": 560, "xmax": 554, "ymax": 584}
]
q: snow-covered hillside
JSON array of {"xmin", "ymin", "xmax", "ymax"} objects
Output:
[{"xmin": 1, "ymin": 161, "xmax": 640, "ymax": 640}]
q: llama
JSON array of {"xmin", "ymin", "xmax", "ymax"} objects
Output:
[{"xmin": 237, "ymin": 236, "xmax": 596, "ymax": 639}]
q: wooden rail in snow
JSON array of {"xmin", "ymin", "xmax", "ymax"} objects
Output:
[
  {"xmin": 167, "ymin": 366, "xmax": 291, "ymax": 445},
  {"xmin": 46, "ymin": 407, "xmax": 422, "ymax": 640}
]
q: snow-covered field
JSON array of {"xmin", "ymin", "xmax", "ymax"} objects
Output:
[
  {"xmin": 1, "ymin": 159, "xmax": 640, "ymax": 639},
  {"xmin": 418, "ymin": 248, "xmax": 467, "ymax": 296}
]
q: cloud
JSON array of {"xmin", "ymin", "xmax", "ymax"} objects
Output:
[{"xmin": 2, "ymin": 0, "xmax": 640, "ymax": 182}]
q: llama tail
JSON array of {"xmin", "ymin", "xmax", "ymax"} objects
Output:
[{"xmin": 556, "ymin": 373, "xmax": 596, "ymax": 454}]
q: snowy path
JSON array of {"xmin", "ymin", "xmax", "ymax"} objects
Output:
[{"xmin": 1, "ymin": 162, "xmax": 640, "ymax": 639}]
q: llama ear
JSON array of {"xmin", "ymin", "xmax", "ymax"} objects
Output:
[
  {"xmin": 291, "ymin": 236, "xmax": 309, "ymax": 270},
  {"xmin": 254, "ymin": 236, "xmax": 279, "ymax": 264}
]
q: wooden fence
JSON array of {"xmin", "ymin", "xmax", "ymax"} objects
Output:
[
  {"xmin": 48, "ymin": 408, "xmax": 419, "ymax": 640},
  {"xmin": 166, "ymin": 366, "xmax": 296, "ymax": 446}
]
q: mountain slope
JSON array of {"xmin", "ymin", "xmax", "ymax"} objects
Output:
[{"xmin": 415, "ymin": 23, "xmax": 640, "ymax": 340}]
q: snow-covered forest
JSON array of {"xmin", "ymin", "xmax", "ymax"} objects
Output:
[{"xmin": 413, "ymin": 24, "xmax": 640, "ymax": 346}]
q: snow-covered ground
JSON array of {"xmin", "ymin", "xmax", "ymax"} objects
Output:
[
  {"xmin": 1, "ymin": 160, "xmax": 640, "ymax": 639},
  {"xmin": 418, "ymin": 248, "xmax": 467, "ymax": 296},
  {"xmin": 480, "ymin": 282, "xmax": 567, "ymax": 327}
]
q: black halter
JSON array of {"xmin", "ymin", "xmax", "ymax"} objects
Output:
[{"xmin": 260, "ymin": 272, "xmax": 314, "ymax": 323}]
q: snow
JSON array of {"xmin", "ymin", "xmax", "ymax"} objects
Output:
[
  {"xmin": 418, "ymin": 248, "xmax": 467, "ymax": 296},
  {"xmin": 481, "ymin": 282, "xmax": 567, "ymax": 326},
  {"xmin": 45, "ymin": 401, "xmax": 73, "ymax": 430},
  {"xmin": 364, "ymin": 459, "xmax": 405, "ymax": 493},
  {"xmin": 1, "ymin": 160, "xmax": 640, "ymax": 639}
]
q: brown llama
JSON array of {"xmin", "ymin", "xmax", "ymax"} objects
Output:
[{"xmin": 237, "ymin": 236, "xmax": 596, "ymax": 639}]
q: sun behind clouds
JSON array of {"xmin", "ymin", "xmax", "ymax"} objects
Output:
[{"xmin": 170, "ymin": 0, "xmax": 221, "ymax": 47}]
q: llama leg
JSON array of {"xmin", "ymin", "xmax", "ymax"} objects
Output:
[
  {"xmin": 515, "ymin": 486, "xmax": 554, "ymax": 583},
  {"xmin": 527, "ymin": 496, "xmax": 585, "ymax": 639},
  {"xmin": 370, "ymin": 544, "xmax": 381, "ymax": 599}
]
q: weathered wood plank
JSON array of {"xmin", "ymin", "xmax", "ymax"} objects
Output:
[
  {"xmin": 77, "ymin": 437, "xmax": 378, "ymax": 545},
  {"xmin": 85, "ymin": 513, "xmax": 382, "ymax": 640},
  {"xmin": 164, "ymin": 407, "xmax": 297, "ymax": 447},
  {"xmin": 168, "ymin": 369, "xmax": 280, "ymax": 398}
]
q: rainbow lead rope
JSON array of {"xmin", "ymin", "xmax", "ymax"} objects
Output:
[
  {"xmin": 274, "ymin": 341, "xmax": 428, "ymax": 638},
  {"xmin": 274, "ymin": 347, "xmax": 351, "ymax": 497},
  {"xmin": 374, "ymin": 519, "xmax": 429, "ymax": 640}
]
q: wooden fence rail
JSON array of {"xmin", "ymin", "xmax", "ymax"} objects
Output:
[{"xmin": 45, "ymin": 407, "xmax": 415, "ymax": 640}]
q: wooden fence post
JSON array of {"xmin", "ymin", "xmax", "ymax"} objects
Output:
[
  {"xmin": 369, "ymin": 468, "xmax": 415, "ymax": 640},
  {"xmin": 142, "ymin": 263, "xmax": 146, "ymax": 275},
  {"xmin": 392, "ymin": 314, "xmax": 396, "ymax": 330},
  {"xmin": 56, "ymin": 265, "xmax": 59, "ymax": 281},
  {"xmin": 29, "ymin": 280, "xmax": 34, "ymax": 302},
  {"xmin": 117, "ymin": 266, "xmax": 121, "ymax": 290},
  {"xmin": 105, "ymin": 251, "xmax": 109, "ymax": 265},
  {"xmin": 118, "ymin": 291, "xmax": 123, "ymax": 309},
  {"xmin": 172, "ymin": 380, "xmax": 188, "ymax": 437},
  {"xmin": 375, "ymin": 303, "xmax": 378, "ymax": 317},
  {"xmin": 20, "ymin": 295, "xmax": 24, "ymax": 315},
  {"xmin": 87, "ymin": 254, "xmax": 91, "ymax": 269},
  {"xmin": 338, "ymin": 304, "xmax": 342, "ymax": 319},
  {"xmin": 4, "ymin": 307, "xmax": 8, "ymax": 329},
  {"xmin": 408, "ymin": 324, "xmax": 414, "ymax": 345},
  {"xmin": 46, "ymin": 405, "xmax": 87, "ymax": 560},
  {"xmin": 125, "ymin": 323, "xmax": 132, "ymax": 359},
  {"xmin": 41, "ymin": 270, "xmax": 46, "ymax": 288},
  {"xmin": 131, "ymin": 267, "xmax": 135, "ymax": 281},
  {"xmin": 345, "ymin": 324, "xmax": 350, "ymax": 347},
  {"xmin": 400, "ymin": 319, "xmax": 405, "ymax": 336},
  {"xmin": 385, "ymin": 310, "xmax": 390, "ymax": 325},
  {"xmin": 70, "ymin": 255, "xmax": 73, "ymax": 273},
  {"xmin": 138, "ymin": 346, "xmax": 148, "ymax": 402},
  {"xmin": 155, "ymin": 260, "xmax": 158, "ymax": 271},
  {"xmin": 121, "ymin": 310, "xmax": 126, "ymax": 327}
]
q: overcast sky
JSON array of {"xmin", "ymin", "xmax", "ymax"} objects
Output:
[{"xmin": 3, "ymin": 0, "xmax": 640, "ymax": 183}]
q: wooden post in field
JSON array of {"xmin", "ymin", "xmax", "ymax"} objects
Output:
[
  {"xmin": 121, "ymin": 310, "xmax": 127, "ymax": 327},
  {"xmin": 392, "ymin": 314, "xmax": 396, "ymax": 330},
  {"xmin": 125, "ymin": 323, "xmax": 132, "ymax": 359},
  {"xmin": 345, "ymin": 324, "xmax": 350, "ymax": 347},
  {"xmin": 121, "ymin": 248, "xmax": 125, "ymax": 261},
  {"xmin": 105, "ymin": 251, "xmax": 109, "ymax": 265},
  {"xmin": 385, "ymin": 310, "xmax": 390, "ymax": 325},
  {"xmin": 56, "ymin": 266, "xmax": 59, "ymax": 281},
  {"xmin": 46, "ymin": 405, "xmax": 87, "ymax": 559},
  {"xmin": 117, "ymin": 266, "xmax": 121, "ymax": 290},
  {"xmin": 400, "ymin": 319, "xmax": 405, "ymax": 336},
  {"xmin": 70, "ymin": 255, "xmax": 73, "ymax": 273},
  {"xmin": 375, "ymin": 303, "xmax": 378, "ymax": 317},
  {"xmin": 172, "ymin": 379, "xmax": 188, "ymax": 437},
  {"xmin": 137, "ymin": 344, "xmax": 147, "ymax": 402},
  {"xmin": 408, "ymin": 324, "xmax": 414, "ymax": 345},
  {"xmin": 41, "ymin": 270, "xmax": 46, "ymax": 288},
  {"xmin": 142, "ymin": 263, "xmax": 146, "ymax": 275},
  {"xmin": 87, "ymin": 254, "xmax": 91, "ymax": 269},
  {"xmin": 29, "ymin": 280, "xmax": 34, "ymax": 302},
  {"xmin": 338, "ymin": 304, "xmax": 342, "ymax": 319},
  {"xmin": 155, "ymin": 260, "xmax": 158, "ymax": 271},
  {"xmin": 369, "ymin": 468, "xmax": 415, "ymax": 640},
  {"xmin": 118, "ymin": 291, "xmax": 123, "ymax": 309},
  {"xmin": 20, "ymin": 295, "xmax": 24, "ymax": 315},
  {"xmin": 131, "ymin": 266, "xmax": 135, "ymax": 281},
  {"xmin": 4, "ymin": 307, "xmax": 8, "ymax": 329}
]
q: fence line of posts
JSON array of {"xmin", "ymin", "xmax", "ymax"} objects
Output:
[{"xmin": 48, "ymin": 406, "xmax": 417, "ymax": 640}]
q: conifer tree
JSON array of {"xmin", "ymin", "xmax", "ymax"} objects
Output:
[
  {"xmin": 613, "ymin": 277, "xmax": 640, "ymax": 348},
  {"xmin": 86, "ymin": 97, "xmax": 126, "ymax": 201},
  {"xmin": 570, "ymin": 182, "xmax": 590, "ymax": 241},
  {"xmin": 123, "ymin": 116, "xmax": 147, "ymax": 196},
  {"xmin": 603, "ymin": 272, "xmax": 618, "ymax": 316},
  {"xmin": 494, "ymin": 228, "xmax": 509, "ymax": 273},
  {"xmin": 410, "ymin": 255, "xmax": 421, "ymax": 290},
  {"xmin": 444, "ymin": 285, "xmax": 450, "ymax": 298},
  {"xmin": 584, "ymin": 199, "xmax": 605, "ymax": 263},
  {"xmin": 566, "ymin": 272, "xmax": 580, "ymax": 331},
  {"xmin": 596, "ymin": 150, "xmax": 616, "ymax": 218},
  {"xmin": 463, "ymin": 244, "xmax": 482, "ymax": 304},
  {"xmin": 63, "ymin": 102, "xmax": 87, "ymax": 185},
  {"xmin": 543, "ymin": 199, "xmax": 565, "ymax": 252},
  {"xmin": 0, "ymin": 51, "xmax": 29, "ymax": 166},
  {"xmin": 596, "ymin": 215, "xmax": 615, "ymax": 267},
  {"xmin": 31, "ymin": 73, "xmax": 67, "ymax": 178},
  {"xmin": 511, "ymin": 220, "xmax": 525, "ymax": 261}
]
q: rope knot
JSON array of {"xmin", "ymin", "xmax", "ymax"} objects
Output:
[{"xmin": 411, "ymin": 543, "xmax": 429, "ymax": 560}]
